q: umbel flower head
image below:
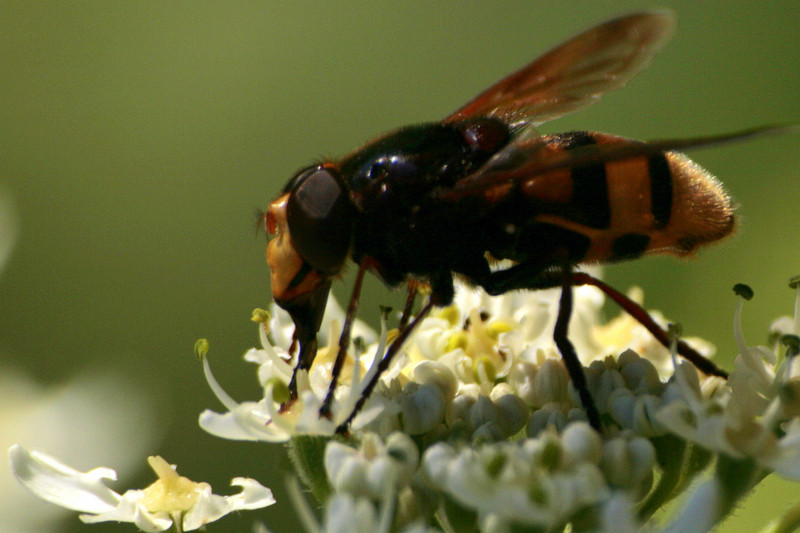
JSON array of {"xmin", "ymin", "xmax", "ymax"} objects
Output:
[
  {"xmin": 198, "ymin": 277, "xmax": 800, "ymax": 532},
  {"xmin": 14, "ymin": 277, "xmax": 800, "ymax": 532}
]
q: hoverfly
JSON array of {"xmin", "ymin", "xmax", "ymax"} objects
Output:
[{"xmin": 265, "ymin": 11, "xmax": 779, "ymax": 431}]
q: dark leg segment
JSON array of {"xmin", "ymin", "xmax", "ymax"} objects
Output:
[
  {"xmin": 474, "ymin": 262, "xmax": 727, "ymax": 379},
  {"xmin": 336, "ymin": 299, "xmax": 435, "ymax": 434},
  {"xmin": 554, "ymin": 267, "xmax": 602, "ymax": 431},
  {"xmin": 319, "ymin": 260, "xmax": 368, "ymax": 419},
  {"xmin": 570, "ymin": 272, "xmax": 728, "ymax": 379},
  {"xmin": 398, "ymin": 284, "xmax": 417, "ymax": 330},
  {"xmin": 464, "ymin": 256, "xmax": 728, "ymax": 433}
]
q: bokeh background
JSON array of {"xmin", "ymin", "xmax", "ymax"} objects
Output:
[{"xmin": 2, "ymin": 2, "xmax": 798, "ymax": 532}]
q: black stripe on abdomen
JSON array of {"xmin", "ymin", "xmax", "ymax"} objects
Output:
[
  {"xmin": 648, "ymin": 153, "xmax": 672, "ymax": 230},
  {"xmin": 518, "ymin": 222, "xmax": 592, "ymax": 264},
  {"xmin": 563, "ymin": 132, "xmax": 611, "ymax": 229},
  {"xmin": 611, "ymin": 233, "xmax": 651, "ymax": 261}
]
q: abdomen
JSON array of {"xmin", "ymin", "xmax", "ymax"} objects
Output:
[{"xmin": 517, "ymin": 131, "xmax": 736, "ymax": 263}]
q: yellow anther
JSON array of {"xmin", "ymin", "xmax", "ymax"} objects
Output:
[
  {"xmin": 487, "ymin": 321, "xmax": 513, "ymax": 340},
  {"xmin": 437, "ymin": 305, "xmax": 460, "ymax": 326},
  {"xmin": 445, "ymin": 330, "xmax": 469, "ymax": 353},
  {"xmin": 473, "ymin": 355, "xmax": 497, "ymax": 383}
]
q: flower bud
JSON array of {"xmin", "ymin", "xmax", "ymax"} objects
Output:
[
  {"xmin": 401, "ymin": 382, "xmax": 446, "ymax": 435},
  {"xmin": 386, "ymin": 432, "xmax": 420, "ymax": 474},
  {"xmin": 469, "ymin": 395, "xmax": 501, "ymax": 434},
  {"xmin": 531, "ymin": 358, "xmax": 570, "ymax": 407},
  {"xmin": 618, "ymin": 350, "xmax": 663, "ymax": 395},
  {"xmin": 527, "ymin": 403, "xmax": 570, "ymax": 437},
  {"xmin": 472, "ymin": 422, "xmax": 506, "ymax": 444},
  {"xmin": 412, "ymin": 360, "xmax": 458, "ymax": 402},
  {"xmin": 561, "ymin": 422, "xmax": 603, "ymax": 467},
  {"xmin": 510, "ymin": 360, "xmax": 539, "ymax": 405},
  {"xmin": 601, "ymin": 435, "xmax": 656, "ymax": 494},
  {"xmin": 494, "ymin": 394, "xmax": 530, "ymax": 437},
  {"xmin": 325, "ymin": 441, "xmax": 367, "ymax": 495}
]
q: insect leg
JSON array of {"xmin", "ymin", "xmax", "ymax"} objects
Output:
[
  {"xmin": 570, "ymin": 272, "xmax": 729, "ymax": 379},
  {"xmin": 482, "ymin": 268, "xmax": 729, "ymax": 378},
  {"xmin": 319, "ymin": 259, "xmax": 368, "ymax": 419},
  {"xmin": 554, "ymin": 265, "xmax": 602, "ymax": 431},
  {"xmin": 398, "ymin": 284, "xmax": 417, "ymax": 330},
  {"xmin": 468, "ymin": 255, "xmax": 563, "ymax": 296},
  {"xmin": 336, "ymin": 299, "xmax": 436, "ymax": 434}
]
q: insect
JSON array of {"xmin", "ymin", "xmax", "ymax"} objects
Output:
[{"xmin": 265, "ymin": 11, "xmax": 779, "ymax": 431}]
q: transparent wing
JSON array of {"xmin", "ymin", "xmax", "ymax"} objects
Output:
[
  {"xmin": 437, "ymin": 124, "xmax": 789, "ymax": 201},
  {"xmin": 445, "ymin": 11, "xmax": 675, "ymax": 127}
]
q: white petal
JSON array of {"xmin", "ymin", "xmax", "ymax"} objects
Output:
[
  {"xmin": 182, "ymin": 478, "xmax": 275, "ymax": 531},
  {"xmin": 225, "ymin": 477, "xmax": 277, "ymax": 509},
  {"xmin": 9, "ymin": 445, "xmax": 121, "ymax": 514},
  {"xmin": 325, "ymin": 441, "xmax": 358, "ymax": 487},
  {"xmin": 198, "ymin": 402, "xmax": 290, "ymax": 443},
  {"xmin": 325, "ymin": 494, "xmax": 372, "ymax": 533},
  {"xmin": 243, "ymin": 347, "xmax": 270, "ymax": 365},
  {"xmin": 80, "ymin": 489, "xmax": 172, "ymax": 532}
]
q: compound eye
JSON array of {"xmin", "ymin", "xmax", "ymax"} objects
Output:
[{"xmin": 286, "ymin": 166, "xmax": 353, "ymax": 274}]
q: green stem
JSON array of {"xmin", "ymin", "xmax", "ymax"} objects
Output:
[
  {"xmin": 287, "ymin": 435, "xmax": 334, "ymax": 502},
  {"xmin": 171, "ymin": 511, "xmax": 184, "ymax": 533},
  {"xmin": 639, "ymin": 436, "xmax": 712, "ymax": 522},
  {"xmin": 715, "ymin": 455, "xmax": 764, "ymax": 525}
]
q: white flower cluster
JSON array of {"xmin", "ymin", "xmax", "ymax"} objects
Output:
[
  {"xmin": 195, "ymin": 278, "xmax": 800, "ymax": 532},
  {"xmin": 12, "ymin": 277, "xmax": 800, "ymax": 532},
  {"xmin": 199, "ymin": 281, "xmax": 710, "ymax": 445}
]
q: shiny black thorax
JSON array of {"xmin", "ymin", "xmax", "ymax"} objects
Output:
[{"xmin": 337, "ymin": 117, "xmax": 515, "ymax": 299}]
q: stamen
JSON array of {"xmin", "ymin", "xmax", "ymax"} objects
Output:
[{"xmin": 201, "ymin": 353, "xmax": 239, "ymax": 412}]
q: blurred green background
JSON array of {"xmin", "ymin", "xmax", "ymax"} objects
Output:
[{"xmin": 1, "ymin": 2, "xmax": 798, "ymax": 531}]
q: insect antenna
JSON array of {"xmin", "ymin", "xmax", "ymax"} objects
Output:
[{"xmin": 253, "ymin": 209, "xmax": 269, "ymax": 236}]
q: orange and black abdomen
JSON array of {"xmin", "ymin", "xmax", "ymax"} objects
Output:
[{"xmin": 508, "ymin": 131, "xmax": 735, "ymax": 265}]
